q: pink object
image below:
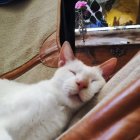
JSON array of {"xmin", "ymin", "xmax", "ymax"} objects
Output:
[
  {"xmin": 76, "ymin": 81, "xmax": 88, "ymax": 90},
  {"xmin": 75, "ymin": 1, "xmax": 87, "ymax": 9}
]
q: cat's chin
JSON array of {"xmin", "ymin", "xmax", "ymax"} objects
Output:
[{"xmin": 68, "ymin": 94, "xmax": 84, "ymax": 104}]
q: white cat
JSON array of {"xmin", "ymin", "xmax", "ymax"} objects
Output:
[{"xmin": 0, "ymin": 41, "xmax": 117, "ymax": 140}]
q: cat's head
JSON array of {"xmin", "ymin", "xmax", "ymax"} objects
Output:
[{"xmin": 52, "ymin": 41, "xmax": 117, "ymax": 110}]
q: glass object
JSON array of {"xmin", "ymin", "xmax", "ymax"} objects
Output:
[{"xmin": 75, "ymin": 0, "xmax": 140, "ymax": 46}]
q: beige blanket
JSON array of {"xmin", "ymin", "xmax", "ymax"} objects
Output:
[{"xmin": 0, "ymin": 0, "xmax": 57, "ymax": 78}]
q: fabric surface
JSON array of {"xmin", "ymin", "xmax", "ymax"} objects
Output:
[
  {"xmin": 0, "ymin": 0, "xmax": 58, "ymax": 75},
  {"xmin": 69, "ymin": 53, "xmax": 140, "ymax": 126},
  {"xmin": 16, "ymin": 63, "xmax": 56, "ymax": 84}
]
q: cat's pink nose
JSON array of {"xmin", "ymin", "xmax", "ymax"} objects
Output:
[{"xmin": 76, "ymin": 81, "xmax": 87, "ymax": 90}]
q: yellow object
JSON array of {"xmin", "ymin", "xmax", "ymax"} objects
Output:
[{"xmin": 106, "ymin": 0, "xmax": 139, "ymax": 26}]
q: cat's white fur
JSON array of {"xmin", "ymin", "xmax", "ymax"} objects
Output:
[{"xmin": 0, "ymin": 42, "xmax": 108, "ymax": 140}]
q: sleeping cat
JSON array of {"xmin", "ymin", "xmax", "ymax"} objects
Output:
[{"xmin": 0, "ymin": 41, "xmax": 117, "ymax": 140}]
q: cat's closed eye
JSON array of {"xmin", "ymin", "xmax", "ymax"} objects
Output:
[
  {"xmin": 91, "ymin": 79, "xmax": 96, "ymax": 83},
  {"xmin": 69, "ymin": 70, "xmax": 76, "ymax": 75}
]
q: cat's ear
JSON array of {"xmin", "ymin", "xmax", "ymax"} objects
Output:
[
  {"xmin": 58, "ymin": 41, "xmax": 75, "ymax": 67},
  {"xmin": 99, "ymin": 58, "xmax": 117, "ymax": 81}
]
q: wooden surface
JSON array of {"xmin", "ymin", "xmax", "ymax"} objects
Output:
[
  {"xmin": 75, "ymin": 26, "xmax": 140, "ymax": 73},
  {"xmin": 75, "ymin": 45, "xmax": 140, "ymax": 73},
  {"xmin": 75, "ymin": 26, "xmax": 140, "ymax": 47}
]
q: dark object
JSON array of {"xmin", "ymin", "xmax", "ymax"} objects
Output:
[
  {"xmin": 0, "ymin": 0, "xmax": 13, "ymax": 4},
  {"xmin": 105, "ymin": 0, "xmax": 116, "ymax": 11},
  {"xmin": 110, "ymin": 47, "xmax": 127, "ymax": 57},
  {"xmin": 60, "ymin": 0, "xmax": 78, "ymax": 52}
]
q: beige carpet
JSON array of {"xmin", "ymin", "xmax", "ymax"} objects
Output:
[{"xmin": 0, "ymin": 0, "xmax": 57, "ymax": 79}]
